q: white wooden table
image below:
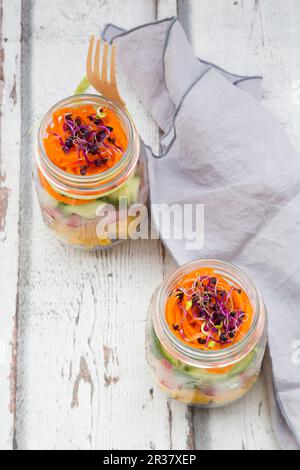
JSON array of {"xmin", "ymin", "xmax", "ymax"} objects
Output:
[{"xmin": 2, "ymin": 0, "xmax": 299, "ymax": 450}]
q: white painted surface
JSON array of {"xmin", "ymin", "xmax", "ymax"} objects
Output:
[
  {"xmin": 15, "ymin": 0, "xmax": 188, "ymax": 451},
  {"xmin": 0, "ymin": 0, "xmax": 21, "ymax": 450},
  {"xmin": 3, "ymin": 0, "xmax": 300, "ymax": 450}
]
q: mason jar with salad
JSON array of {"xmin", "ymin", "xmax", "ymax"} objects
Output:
[
  {"xmin": 146, "ymin": 259, "xmax": 267, "ymax": 407},
  {"xmin": 34, "ymin": 94, "xmax": 148, "ymax": 250}
]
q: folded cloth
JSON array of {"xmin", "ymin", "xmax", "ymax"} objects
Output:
[{"xmin": 103, "ymin": 18, "xmax": 300, "ymax": 450}]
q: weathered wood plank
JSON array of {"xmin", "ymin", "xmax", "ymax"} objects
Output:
[
  {"xmin": 178, "ymin": 0, "xmax": 300, "ymax": 449},
  {"xmin": 13, "ymin": 0, "xmax": 295, "ymax": 450},
  {"xmin": 15, "ymin": 0, "xmax": 192, "ymax": 450},
  {"xmin": 0, "ymin": 0, "xmax": 22, "ymax": 450}
]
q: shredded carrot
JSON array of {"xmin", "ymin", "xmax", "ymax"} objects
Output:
[
  {"xmin": 165, "ymin": 268, "xmax": 253, "ymax": 352},
  {"xmin": 43, "ymin": 104, "xmax": 128, "ymax": 176}
]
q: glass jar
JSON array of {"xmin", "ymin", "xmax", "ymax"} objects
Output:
[
  {"xmin": 145, "ymin": 259, "xmax": 267, "ymax": 407},
  {"xmin": 34, "ymin": 94, "xmax": 148, "ymax": 250}
]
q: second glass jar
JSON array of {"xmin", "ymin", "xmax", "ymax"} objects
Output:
[{"xmin": 146, "ymin": 260, "xmax": 267, "ymax": 407}]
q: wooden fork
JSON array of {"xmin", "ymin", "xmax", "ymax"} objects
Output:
[{"xmin": 86, "ymin": 36, "xmax": 125, "ymax": 108}]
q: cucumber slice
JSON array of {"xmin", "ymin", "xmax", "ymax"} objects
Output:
[
  {"xmin": 150, "ymin": 328, "xmax": 179, "ymax": 365},
  {"xmin": 151, "ymin": 329, "xmax": 208, "ymax": 375},
  {"xmin": 183, "ymin": 350, "xmax": 257, "ymax": 382},
  {"xmin": 150, "ymin": 327, "xmax": 253, "ymax": 384},
  {"xmin": 107, "ymin": 176, "xmax": 140, "ymax": 206},
  {"xmin": 182, "ymin": 365, "xmax": 228, "ymax": 384},
  {"xmin": 39, "ymin": 187, "xmax": 59, "ymax": 209},
  {"xmin": 60, "ymin": 201, "xmax": 107, "ymax": 219},
  {"xmin": 151, "ymin": 331, "xmax": 165, "ymax": 360},
  {"xmin": 161, "ymin": 344, "xmax": 183, "ymax": 368},
  {"xmin": 228, "ymin": 349, "xmax": 257, "ymax": 377}
]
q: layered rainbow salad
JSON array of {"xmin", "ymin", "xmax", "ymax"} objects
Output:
[
  {"xmin": 146, "ymin": 267, "xmax": 267, "ymax": 407},
  {"xmin": 36, "ymin": 103, "xmax": 147, "ymax": 249}
]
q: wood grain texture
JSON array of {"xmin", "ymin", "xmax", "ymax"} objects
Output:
[
  {"xmin": 14, "ymin": 0, "xmax": 192, "ymax": 451},
  {"xmin": 3, "ymin": 0, "xmax": 298, "ymax": 450},
  {"xmin": 0, "ymin": 0, "xmax": 21, "ymax": 450}
]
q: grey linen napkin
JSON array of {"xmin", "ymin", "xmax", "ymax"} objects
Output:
[{"xmin": 103, "ymin": 18, "xmax": 300, "ymax": 450}]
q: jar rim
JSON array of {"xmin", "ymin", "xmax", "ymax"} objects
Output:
[
  {"xmin": 36, "ymin": 94, "xmax": 139, "ymax": 199},
  {"xmin": 153, "ymin": 259, "xmax": 266, "ymax": 368}
]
